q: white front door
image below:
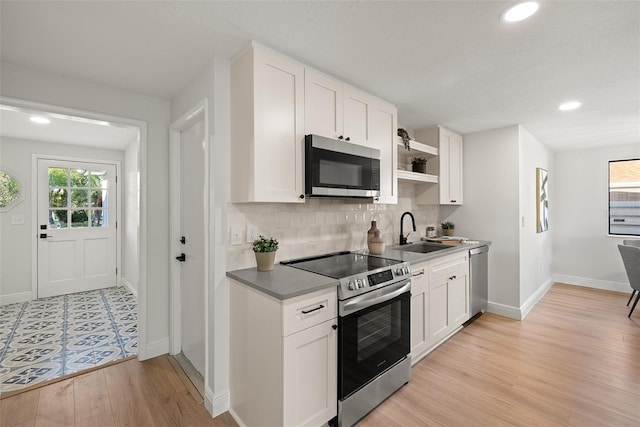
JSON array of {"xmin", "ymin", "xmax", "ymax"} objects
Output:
[
  {"xmin": 37, "ymin": 159, "xmax": 117, "ymax": 298},
  {"xmin": 177, "ymin": 115, "xmax": 206, "ymax": 378}
]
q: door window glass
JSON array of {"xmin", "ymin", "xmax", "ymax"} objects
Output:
[{"xmin": 48, "ymin": 167, "xmax": 110, "ymax": 228}]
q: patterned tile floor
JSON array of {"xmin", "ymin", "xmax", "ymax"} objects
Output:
[{"xmin": 0, "ymin": 286, "xmax": 137, "ymax": 394}]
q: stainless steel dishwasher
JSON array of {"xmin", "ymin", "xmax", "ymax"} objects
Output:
[{"xmin": 469, "ymin": 246, "xmax": 489, "ymax": 317}]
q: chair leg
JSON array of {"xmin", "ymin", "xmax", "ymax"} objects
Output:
[
  {"xmin": 629, "ymin": 292, "xmax": 640, "ymax": 318},
  {"xmin": 627, "ymin": 289, "xmax": 637, "ymax": 306}
]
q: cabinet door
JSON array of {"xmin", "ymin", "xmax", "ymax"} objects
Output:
[
  {"xmin": 370, "ymin": 99, "xmax": 398, "ymax": 204},
  {"xmin": 253, "ymin": 48, "xmax": 305, "ymax": 202},
  {"xmin": 429, "ymin": 277, "xmax": 450, "ymax": 344},
  {"xmin": 305, "ymin": 69, "xmax": 343, "ymax": 139},
  {"xmin": 343, "ymin": 86, "xmax": 372, "ymax": 146},
  {"xmin": 440, "ymin": 128, "xmax": 463, "ymax": 205},
  {"xmin": 448, "ymin": 273, "xmax": 469, "ymax": 326},
  {"xmin": 410, "ymin": 265, "xmax": 429, "ymax": 361},
  {"xmin": 283, "ymin": 319, "xmax": 337, "ymax": 427}
]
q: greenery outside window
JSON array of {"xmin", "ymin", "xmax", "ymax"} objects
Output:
[
  {"xmin": 609, "ymin": 159, "xmax": 640, "ymax": 236},
  {"xmin": 0, "ymin": 169, "xmax": 25, "ymax": 212}
]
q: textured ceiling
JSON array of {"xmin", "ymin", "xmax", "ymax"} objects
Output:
[{"xmin": 1, "ymin": 1, "xmax": 638, "ymax": 151}]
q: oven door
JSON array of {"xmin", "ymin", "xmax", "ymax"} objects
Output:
[
  {"xmin": 305, "ymin": 134, "xmax": 380, "ymax": 198},
  {"xmin": 338, "ymin": 280, "xmax": 410, "ymax": 399}
]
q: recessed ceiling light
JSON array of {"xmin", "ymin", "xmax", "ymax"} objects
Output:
[
  {"xmin": 558, "ymin": 101, "xmax": 582, "ymax": 111},
  {"xmin": 30, "ymin": 116, "xmax": 51, "ymax": 124},
  {"xmin": 502, "ymin": 2, "xmax": 540, "ymax": 22}
]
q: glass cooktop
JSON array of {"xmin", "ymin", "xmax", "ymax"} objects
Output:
[{"xmin": 281, "ymin": 251, "xmax": 403, "ymax": 279}]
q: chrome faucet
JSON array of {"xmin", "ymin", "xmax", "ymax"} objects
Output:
[{"xmin": 399, "ymin": 211, "xmax": 416, "ymax": 245}]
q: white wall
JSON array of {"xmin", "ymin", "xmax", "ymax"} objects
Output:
[
  {"xmin": 170, "ymin": 54, "xmax": 232, "ymax": 417},
  {"xmin": 122, "ymin": 140, "xmax": 139, "ymax": 294},
  {"xmin": 1, "ymin": 61, "xmax": 171, "ymax": 353},
  {"xmin": 518, "ymin": 127, "xmax": 554, "ymax": 307},
  {"xmin": 447, "ymin": 125, "xmax": 521, "ymax": 311},
  {"xmin": 553, "ymin": 143, "xmax": 640, "ymax": 291},
  {"xmin": 0, "ymin": 137, "xmax": 123, "ymax": 303}
]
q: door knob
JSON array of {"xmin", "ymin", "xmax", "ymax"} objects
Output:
[
  {"xmin": 180, "ymin": 236, "xmax": 186, "ymax": 244},
  {"xmin": 175, "ymin": 253, "xmax": 186, "ymax": 262}
]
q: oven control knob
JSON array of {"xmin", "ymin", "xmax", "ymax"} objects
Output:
[
  {"xmin": 356, "ymin": 279, "xmax": 363, "ymax": 288},
  {"xmin": 403, "ymin": 267, "xmax": 410, "ymax": 275},
  {"xmin": 348, "ymin": 280, "xmax": 356, "ymax": 291},
  {"xmin": 395, "ymin": 267, "xmax": 404, "ymax": 276}
]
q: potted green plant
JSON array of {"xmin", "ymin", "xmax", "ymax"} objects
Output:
[
  {"xmin": 441, "ymin": 221, "xmax": 455, "ymax": 237},
  {"xmin": 411, "ymin": 157, "xmax": 428, "ymax": 174},
  {"xmin": 252, "ymin": 235, "xmax": 279, "ymax": 272}
]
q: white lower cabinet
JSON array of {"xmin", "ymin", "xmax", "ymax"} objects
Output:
[
  {"xmin": 283, "ymin": 319, "xmax": 337, "ymax": 427},
  {"xmin": 230, "ymin": 283, "xmax": 337, "ymax": 427},
  {"xmin": 410, "ymin": 252, "xmax": 470, "ymax": 365},
  {"xmin": 410, "ymin": 264, "xmax": 429, "ymax": 359}
]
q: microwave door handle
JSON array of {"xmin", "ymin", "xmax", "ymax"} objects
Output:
[{"xmin": 340, "ymin": 281, "xmax": 410, "ymax": 316}]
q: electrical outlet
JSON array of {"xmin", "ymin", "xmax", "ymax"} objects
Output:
[
  {"xmin": 230, "ymin": 227, "xmax": 243, "ymax": 245},
  {"xmin": 246, "ymin": 225, "xmax": 258, "ymax": 243}
]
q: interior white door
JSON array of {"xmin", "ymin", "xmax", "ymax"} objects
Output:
[
  {"xmin": 177, "ymin": 117, "xmax": 206, "ymax": 378},
  {"xmin": 37, "ymin": 159, "xmax": 117, "ymax": 298}
]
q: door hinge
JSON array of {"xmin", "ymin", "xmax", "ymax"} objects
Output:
[
  {"xmin": 116, "ymin": 267, "xmax": 118, "ymax": 275},
  {"xmin": 116, "ymin": 221, "xmax": 118, "ymax": 229}
]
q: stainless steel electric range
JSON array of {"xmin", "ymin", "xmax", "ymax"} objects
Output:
[{"xmin": 281, "ymin": 251, "xmax": 412, "ymax": 427}]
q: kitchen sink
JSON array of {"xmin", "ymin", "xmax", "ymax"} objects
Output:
[{"xmin": 397, "ymin": 242, "xmax": 451, "ymax": 253}]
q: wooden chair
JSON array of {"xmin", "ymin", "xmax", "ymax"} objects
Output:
[
  {"xmin": 623, "ymin": 240, "xmax": 640, "ymax": 307},
  {"xmin": 618, "ymin": 244, "xmax": 640, "ymax": 318}
]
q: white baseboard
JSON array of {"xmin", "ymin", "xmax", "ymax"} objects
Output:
[
  {"xmin": 228, "ymin": 407, "xmax": 247, "ymax": 427},
  {"xmin": 119, "ymin": 277, "xmax": 138, "ymax": 298},
  {"xmin": 487, "ymin": 301, "xmax": 522, "ymax": 320},
  {"xmin": 205, "ymin": 387, "xmax": 230, "ymax": 419},
  {"xmin": 553, "ymin": 274, "xmax": 631, "ymax": 293},
  {"xmin": 0, "ymin": 291, "xmax": 33, "ymax": 306},
  {"xmin": 139, "ymin": 337, "xmax": 169, "ymax": 361},
  {"xmin": 520, "ymin": 276, "xmax": 555, "ymax": 320}
]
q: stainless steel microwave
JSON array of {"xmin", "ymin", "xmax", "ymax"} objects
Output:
[{"xmin": 305, "ymin": 134, "xmax": 380, "ymax": 198}]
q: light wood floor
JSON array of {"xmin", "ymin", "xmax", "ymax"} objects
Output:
[
  {"xmin": 360, "ymin": 283, "xmax": 640, "ymax": 426},
  {"xmin": 0, "ymin": 354, "xmax": 237, "ymax": 427},
  {"xmin": 3, "ymin": 283, "xmax": 639, "ymax": 426}
]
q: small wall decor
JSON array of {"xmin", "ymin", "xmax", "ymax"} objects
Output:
[{"xmin": 536, "ymin": 167, "xmax": 549, "ymax": 233}]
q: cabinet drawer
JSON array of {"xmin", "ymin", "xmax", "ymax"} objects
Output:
[
  {"xmin": 429, "ymin": 252, "xmax": 468, "ymax": 281},
  {"xmin": 282, "ymin": 288, "xmax": 337, "ymax": 337}
]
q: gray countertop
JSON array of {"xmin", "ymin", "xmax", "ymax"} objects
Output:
[
  {"xmin": 226, "ymin": 240, "xmax": 491, "ymax": 300},
  {"xmin": 226, "ymin": 264, "xmax": 339, "ymax": 300},
  {"xmin": 378, "ymin": 240, "xmax": 492, "ymax": 265}
]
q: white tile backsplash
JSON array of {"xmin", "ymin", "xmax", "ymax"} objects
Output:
[{"xmin": 226, "ymin": 182, "xmax": 440, "ymax": 271}]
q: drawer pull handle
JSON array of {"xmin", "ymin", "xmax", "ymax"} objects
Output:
[
  {"xmin": 301, "ymin": 304, "xmax": 324, "ymax": 315},
  {"xmin": 412, "ymin": 270, "xmax": 425, "ymax": 277}
]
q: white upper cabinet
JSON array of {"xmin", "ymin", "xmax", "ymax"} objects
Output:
[
  {"xmin": 370, "ymin": 99, "xmax": 398, "ymax": 204},
  {"xmin": 414, "ymin": 125, "xmax": 464, "ymax": 205},
  {"xmin": 304, "ymin": 70, "xmax": 343, "ymax": 140},
  {"xmin": 231, "ymin": 45, "xmax": 305, "ymax": 203},
  {"xmin": 441, "ymin": 128, "xmax": 463, "ymax": 205},
  {"xmin": 343, "ymin": 86, "xmax": 373, "ymax": 146},
  {"xmin": 305, "ymin": 69, "xmax": 374, "ymax": 147}
]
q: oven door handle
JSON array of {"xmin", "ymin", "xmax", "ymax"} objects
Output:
[{"xmin": 340, "ymin": 280, "xmax": 411, "ymax": 316}]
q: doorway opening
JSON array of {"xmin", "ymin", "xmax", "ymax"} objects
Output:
[{"xmin": 0, "ymin": 98, "xmax": 146, "ymax": 394}]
